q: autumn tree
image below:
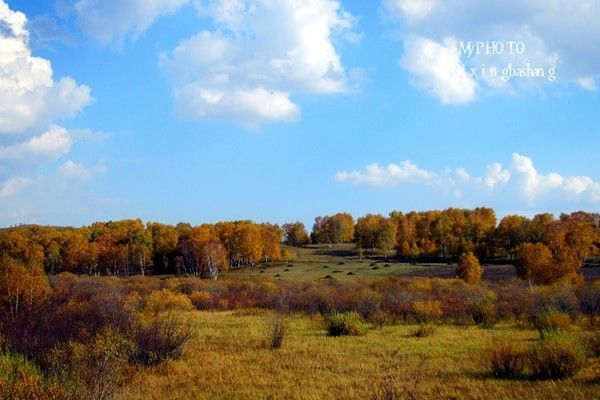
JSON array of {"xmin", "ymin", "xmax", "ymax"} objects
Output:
[
  {"xmin": 0, "ymin": 230, "xmax": 45, "ymax": 268},
  {"xmin": 61, "ymin": 230, "xmax": 99, "ymax": 275},
  {"xmin": 260, "ymin": 223, "xmax": 282, "ymax": 263},
  {"xmin": 231, "ymin": 222, "xmax": 263, "ymax": 268},
  {"xmin": 376, "ymin": 219, "xmax": 396, "ymax": 259},
  {"xmin": 177, "ymin": 227, "xmax": 227, "ymax": 279},
  {"xmin": 468, "ymin": 207, "xmax": 496, "ymax": 258},
  {"xmin": 282, "ymin": 222, "xmax": 310, "ymax": 247},
  {"xmin": 456, "ymin": 251, "xmax": 483, "ymax": 284},
  {"xmin": 0, "ymin": 255, "xmax": 50, "ymax": 319},
  {"xmin": 495, "ymin": 215, "xmax": 530, "ymax": 259},
  {"xmin": 147, "ymin": 223, "xmax": 178, "ymax": 274},
  {"xmin": 91, "ymin": 220, "xmax": 152, "ymax": 276},
  {"xmin": 311, "ymin": 213, "xmax": 354, "ymax": 244},
  {"xmin": 433, "ymin": 208, "xmax": 470, "ymax": 258},
  {"xmin": 528, "ymin": 213, "xmax": 555, "ymax": 243},
  {"xmin": 355, "ymin": 214, "xmax": 396, "ymax": 257},
  {"xmin": 515, "ymin": 243, "xmax": 555, "ymax": 285}
]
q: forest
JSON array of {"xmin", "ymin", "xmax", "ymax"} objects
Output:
[{"xmin": 1, "ymin": 207, "xmax": 599, "ymax": 399}]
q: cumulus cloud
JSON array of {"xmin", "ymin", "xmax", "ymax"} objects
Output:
[
  {"xmin": 0, "ymin": 1, "xmax": 103, "ymax": 217},
  {"xmin": 161, "ymin": 0, "xmax": 356, "ymax": 127},
  {"xmin": 57, "ymin": 160, "xmax": 107, "ymax": 180},
  {"xmin": 72, "ymin": 0, "xmax": 188, "ymax": 45},
  {"xmin": 336, "ymin": 153, "xmax": 600, "ymax": 206},
  {"xmin": 576, "ymin": 77, "xmax": 597, "ymax": 91},
  {"xmin": 383, "ymin": 0, "xmax": 437, "ymax": 23},
  {"xmin": 384, "ymin": 0, "xmax": 600, "ymax": 103},
  {"xmin": 0, "ymin": 126, "xmax": 72, "ymax": 161},
  {"xmin": 0, "ymin": 176, "xmax": 31, "ymax": 198},
  {"xmin": 400, "ymin": 36, "xmax": 477, "ymax": 105},
  {"xmin": 0, "ymin": 1, "xmax": 91, "ymax": 134}
]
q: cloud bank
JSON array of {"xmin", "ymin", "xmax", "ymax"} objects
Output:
[
  {"xmin": 160, "ymin": 0, "xmax": 356, "ymax": 127},
  {"xmin": 0, "ymin": 0, "xmax": 103, "ymax": 204},
  {"xmin": 336, "ymin": 153, "xmax": 600, "ymax": 208}
]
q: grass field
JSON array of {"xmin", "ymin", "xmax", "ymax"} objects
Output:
[
  {"xmin": 223, "ymin": 244, "xmax": 450, "ymax": 282},
  {"xmin": 116, "ymin": 310, "xmax": 600, "ymax": 400},
  {"xmin": 223, "ymin": 244, "xmax": 600, "ymax": 282}
]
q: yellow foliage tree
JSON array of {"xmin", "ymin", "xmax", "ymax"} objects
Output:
[{"xmin": 456, "ymin": 251, "xmax": 483, "ymax": 284}]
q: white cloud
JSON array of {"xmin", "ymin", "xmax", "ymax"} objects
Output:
[
  {"xmin": 0, "ymin": 1, "xmax": 103, "ymax": 220},
  {"xmin": 0, "ymin": 126, "xmax": 72, "ymax": 161},
  {"xmin": 383, "ymin": 0, "xmax": 437, "ymax": 23},
  {"xmin": 336, "ymin": 160, "xmax": 437, "ymax": 187},
  {"xmin": 484, "ymin": 162, "xmax": 510, "ymax": 190},
  {"xmin": 576, "ymin": 77, "xmax": 597, "ymax": 91},
  {"xmin": 0, "ymin": 1, "xmax": 91, "ymax": 134},
  {"xmin": 0, "ymin": 176, "xmax": 31, "ymax": 198},
  {"xmin": 400, "ymin": 36, "xmax": 477, "ymax": 105},
  {"xmin": 161, "ymin": 0, "xmax": 356, "ymax": 127},
  {"xmin": 73, "ymin": 0, "xmax": 188, "ymax": 45},
  {"xmin": 336, "ymin": 153, "xmax": 600, "ymax": 206},
  {"xmin": 384, "ymin": 0, "xmax": 600, "ymax": 103},
  {"xmin": 57, "ymin": 160, "xmax": 107, "ymax": 180}
]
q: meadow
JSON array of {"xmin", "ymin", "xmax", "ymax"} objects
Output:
[
  {"xmin": 225, "ymin": 244, "xmax": 600, "ymax": 282},
  {"xmin": 116, "ymin": 310, "xmax": 600, "ymax": 400}
]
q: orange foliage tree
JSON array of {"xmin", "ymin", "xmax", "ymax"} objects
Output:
[{"xmin": 456, "ymin": 251, "xmax": 483, "ymax": 284}]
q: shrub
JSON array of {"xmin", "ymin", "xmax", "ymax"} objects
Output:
[
  {"xmin": 368, "ymin": 309, "xmax": 389, "ymax": 329},
  {"xmin": 581, "ymin": 331, "xmax": 600, "ymax": 357},
  {"xmin": 485, "ymin": 340, "xmax": 527, "ymax": 379},
  {"xmin": 412, "ymin": 300, "xmax": 443, "ymax": 323},
  {"xmin": 268, "ymin": 314, "xmax": 288, "ymax": 349},
  {"xmin": 189, "ymin": 290, "xmax": 213, "ymax": 310},
  {"xmin": 144, "ymin": 289, "xmax": 194, "ymax": 314},
  {"xmin": 531, "ymin": 283, "xmax": 580, "ymax": 318},
  {"xmin": 470, "ymin": 292, "xmax": 497, "ymax": 327},
  {"xmin": 534, "ymin": 307, "xmax": 572, "ymax": 338},
  {"xmin": 49, "ymin": 328, "xmax": 135, "ymax": 400},
  {"xmin": 0, "ymin": 353, "xmax": 68, "ymax": 400},
  {"xmin": 325, "ymin": 311, "xmax": 367, "ymax": 336},
  {"xmin": 576, "ymin": 281, "xmax": 600, "ymax": 327},
  {"xmin": 412, "ymin": 324, "xmax": 436, "ymax": 338},
  {"xmin": 130, "ymin": 313, "xmax": 195, "ymax": 365},
  {"xmin": 528, "ymin": 333, "xmax": 586, "ymax": 379}
]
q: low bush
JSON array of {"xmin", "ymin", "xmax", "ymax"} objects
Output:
[
  {"xmin": 412, "ymin": 300, "xmax": 443, "ymax": 323},
  {"xmin": 189, "ymin": 290, "xmax": 213, "ymax": 310},
  {"xmin": 368, "ymin": 309, "xmax": 389, "ymax": 329},
  {"xmin": 130, "ymin": 313, "xmax": 195, "ymax": 365},
  {"xmin": 528, "ymin": 333, "xmax": 586, "ymax": 379},
  {"xmin": 0, "ymin": 353, "xmax": 68, "ymax": 400},
  {"xmin": 144, "ymin": 289, "xmax": 194, "ymax": 314},
  {"xmin": 49, "ymin": 328, "xmax": 135, "ymax": 400},
  {"xmin": 268, "ymin": 314, "xmax": 288, "ymax": 349},
  {"xmin": 325, "ymin": 311, "xmax": 367, "ymax": 336},
  {"xmin": 534, "ymin": 307, "xmax": 572, "ymax": 338},
  {"xmin": 470, "ymin": 293, "xmax": 497, "ymax": 327},
  {"xmin": 485, "ymin": 340, "xmax": 528, "ymax": 379},
  {"xmin": 412, "ymin": 324, "xmax": 436, "ymax": 338}
]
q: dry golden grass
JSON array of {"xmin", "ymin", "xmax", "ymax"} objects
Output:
[{"xmin": 116, "ymin": 310, "xmax": 600, "ymax": 400}]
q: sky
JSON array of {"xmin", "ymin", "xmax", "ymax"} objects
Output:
[{"xmin": 0, "ymin": 0, "xmax": 599, "ymax": 228}]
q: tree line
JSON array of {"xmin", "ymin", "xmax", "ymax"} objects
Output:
[{"xmin": 0, "ymin": 208, "xmax": 599, "ymax": 281}]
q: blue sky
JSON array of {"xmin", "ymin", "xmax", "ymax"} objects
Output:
[{"xmin": 0, "ymin": 0, "xmax": 599, "ymax": 227}]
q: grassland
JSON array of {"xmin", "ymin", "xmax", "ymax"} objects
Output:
[
  {"xmin": 116, "ymin": 310, "xmax": 600, "ymax": 400},
  {"xmin": 223, "ymin": 244, "xmax": 600, "ymax": 282},
  {"xmin": 223, "ymin": 244, "xmax": 449, "ymax": 282}
]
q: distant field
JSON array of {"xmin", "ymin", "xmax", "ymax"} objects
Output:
[
  {"xmin": 116, "ymin": 310, "xmax": 600, "ymax": 400},
  {"xmin": 223, "ymin": 244, "xmax": 600, "ymax": 282}
]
